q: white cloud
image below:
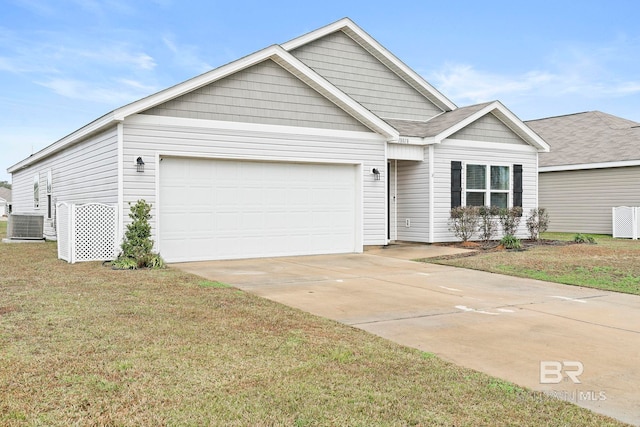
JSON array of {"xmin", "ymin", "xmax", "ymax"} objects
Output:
[
  {"xmin": 162, "ymin": 35, "xmax": 213, "ymax": 74},
  {"xmin": 426, "ymin": 35, "xmax": 640, "ymax": 112},
  {"xmin": 429, "ymin": 64, "xmax": 556, "ymax": 104},
  {"xmin": 76, "ymin": 45, "xmax": 157, "ymax": 71},
  {"xmin": 37, "ymin": 78, "xmax": 155, "ymax": 104},
  {"xmin": 11, "ymin": 0, "xmax": 56, "ymax": 16},
  {"xmin": 429, "ymin": 52, "xmax": 640, "ymax": 109}
]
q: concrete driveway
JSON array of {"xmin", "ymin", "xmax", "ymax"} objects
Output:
[{"xmin": 174, "ymin": 245, "xmax": 640, "ymax": 425}]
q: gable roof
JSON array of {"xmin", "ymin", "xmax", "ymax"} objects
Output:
[
  {"xmin": 526, "ymin": 111, "xmax": 640, "ymax": 170},
  {"xmin": 281, "ymin": 18, "xmax": 457, "ymax": 113},
  {"xmin": 8, "ymin": 18, "xmax": 542, "ymax": 175},
  {"xmin": 9, "ymin": 42, "xmax": 399, "ymax": 173},
  {"xmin": 0, "ymin": 187, "xmax": 11, "ymax": 202},
  {"xmin": 386, "ymin": 101, "xmax": 549, "ymax": 151}
]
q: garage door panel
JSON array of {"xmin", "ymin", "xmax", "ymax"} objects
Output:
[{"xmin": 160, "ymin": 157, "xmax": 358, "ymax": 262}]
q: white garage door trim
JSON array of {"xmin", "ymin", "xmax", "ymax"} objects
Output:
[{"xmin": 158, "ymin": 156, "xmax": 362, "ymax": 262}]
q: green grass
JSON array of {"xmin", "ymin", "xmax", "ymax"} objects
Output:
[
  {"xmin": 0, "ymin": 235, "xmax": 626, "ymax": 425},
  {"xmin": 430, "ymin": 232, "xmax": 640, "ymax": 295}
]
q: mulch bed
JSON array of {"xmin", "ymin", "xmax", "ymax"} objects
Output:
[{"xmin": 430, "ymin": 239, "xmax": 573, "ymax": 260}]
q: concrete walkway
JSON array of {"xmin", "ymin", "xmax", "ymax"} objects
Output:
[{"xmin": 174, "ymin": 245, "xmax": 640, "ymax": 425}]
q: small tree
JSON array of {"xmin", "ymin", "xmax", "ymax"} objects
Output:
[
  {"xmin": 526, "ymin": 207, "xmax": 550, "ymax": 241},
  {"xmin": 477, "ymin": 205, "xmax": 500, "ymax": 244},
  {"xmin": 114, "ymin": 199, "xmax": 164, "ymax": 269},
  {"xmin": 498, "ymin": 207, "xmax": 523, "ymax": 237},
  {"xmin": 448, "ymin": 206, "xmax": 479, "ymax": 242}
]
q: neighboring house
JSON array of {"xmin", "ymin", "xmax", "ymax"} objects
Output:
[
  {"xmin": 0, "ymin": 187, "xmax": 10, "ymax": 216},
  {"xmin": 526, "ymin": 111, "xmax": 640, "ymax": 234},
  {"xmin": 7, "ymin": 18, "xmax": 548, "ymax": 262}
]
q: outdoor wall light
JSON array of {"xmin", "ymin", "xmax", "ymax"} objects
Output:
[
  {"xmin": 372, "ymin": 167, "xmax": 381, "ymax": 181},
  {"xmin": 136, "ymin": 156, "xmax": 145, "ymax": 173}
]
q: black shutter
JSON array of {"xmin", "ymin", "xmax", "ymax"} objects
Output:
[
  {"xmin": 451, "ymin": 161, "xmax": 462, "ymax": 208},
  {"xmin": 513, "ymin": 164, "xmax": 523, "ymax": 208}
]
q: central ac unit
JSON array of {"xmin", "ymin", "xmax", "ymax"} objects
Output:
[{"xmin": 7, "ymin": 214, "xmax": 44, "ymax": 240}]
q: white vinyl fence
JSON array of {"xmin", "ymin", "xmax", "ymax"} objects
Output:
[
  {"xmin": 56, "ymin": 202, "xmax": 119, "ymax": 263},
  {"xmin": 612, "ymin": 206, "xmax": 640, "ymax": 240}
]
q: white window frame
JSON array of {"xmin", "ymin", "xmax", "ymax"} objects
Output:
[
  {"xmin": 463, "ymin": 163, "xmax": 511, "ymax": 208},
  {"xmin": 46, "ymin": 170, "xmax": 53, "ymax": 219},
  {"xmin": 33, "ymin": 173, "xmax": 40, "ymax": 209}
]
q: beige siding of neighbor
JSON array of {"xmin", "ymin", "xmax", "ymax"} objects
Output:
[
  {"xmin": 539, "ymin": 166, "xmax": 640, "ymax": 234},
  {"xmin": 450, "ymin": 113, "xmax": 527, "ymax": 145},
  {"xmin": 10, "ymin": 127, "xmax": 119, "ymax": 239},
  {"xmin": 142, "ymin": 59, "xmax": 369, "ymax": 132},
  {"xmin": 290, "ymin": 30, "xmax": 443, "ymax": 121},
  {"xmin": 122, "ymin": 115, "xmax": 388, "ymax": 246},
  {"xmin": 432, "ymin": 141, "xmax": 538, "ymax": 242}
]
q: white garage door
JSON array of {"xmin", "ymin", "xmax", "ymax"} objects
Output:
[{"xmin": 159, "ymin": 157, "xmax": 359, "ymax": 262}]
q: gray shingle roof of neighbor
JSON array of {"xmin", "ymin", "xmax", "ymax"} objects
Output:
[
  {"xmin": 525, "ymin": 111, "xmax": 640, "ymax": 168},
  {"xmin": 385, "ymin": 101, "xmax": 494, "ymax": 137}
]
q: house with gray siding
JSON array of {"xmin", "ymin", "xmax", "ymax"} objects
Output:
[
  {"xmin": 527, "ymin": 111, "xmax": 640, "ymax": 234},
  {"xmin": 7, "ymin": 18, "xmax": 548, "ymax": 262}
]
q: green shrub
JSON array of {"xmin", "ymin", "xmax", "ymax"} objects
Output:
[
  {"xmin": 573, "ymin": 233, "xmax": 596, "ymax": 244},
  {"xmin": 114, "ymin": 199, "xmax": 166, "ymax": 269},
  {"xmin": 500, "ymin": 234, "xmax": 522, "ymax": 250},
  {"xmin": 448, "ymin": 206, "xmax": 479, "ymax": 242},
  {"xmin": 526, "ymin": 208, "xmax": 550, "ymax": 241},
  {"xmin": 499, "ymin": 207, "xmax": 523, "ymax": 236},
  {"xmin": 111, "ymin": 257, "xmax": 139, "ymax": 270}
]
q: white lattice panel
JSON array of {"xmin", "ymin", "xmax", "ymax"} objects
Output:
[
  {"xmin": 56, "ymin": 202, "xmax": 118, "ymax": 263},
  {"xmin": 73, "ymin": 203, "xmax": 118, "ymax": 262},
  {"xmin": 56, "ymin": 203, "xmax": 71, "ymax": 262},
  {"xmin": 612, "ymin": 207, "xmax": 638, "ymax": 239}
]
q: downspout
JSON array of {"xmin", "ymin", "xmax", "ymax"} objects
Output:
[
  {"xmin": 116, "ymin": 121, "xmax": 124, "ymax": 246},
  {"xmin": 428, "ymin": 145, "xmax": 435, "ymax": 243},
  {"xmin": 384, "ymin": 137, "xmax": 389, "ymax": 245},
  {"xmin": 394, "ymin": 159, "xmax": 398, "ymax": 242},
  {"xmin": 535, "ymin": 152, "xmax": 539, "ymax": 208}
]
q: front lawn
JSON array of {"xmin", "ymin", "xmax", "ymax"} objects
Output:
[
  {"xmin": 0, "ymin": 233, "xmax": 625, "ymax": 425},
  {"xmin": 429, "ymin": 233, "xmax": 640, "ymax": 295}
]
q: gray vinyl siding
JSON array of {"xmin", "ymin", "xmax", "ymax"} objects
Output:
[
  {"xmin": 290, "ymin": 30, "xmax": 443, "ymax": 121},
  {"xmin": 10, "ymin": 127, "xmax": 119, "ymax": 239},
  {"xmin": 539, "ymin": 167, "xmax": 640, "ymax": 234},
  {"xmin": 393, "ymin": 156, "xmax": 430, "ymax": 242},
  {"xmin": 432, "ymin": 142, "xmax": 539, "ymax": 242},
  {"xmin": 450, "ymin": 113, "xmax": 527, "ymax": 145},
  {"xmin": 122, "ymin": 117, "xmax": 387, "ymax": 247},
  {"xmin": 142, "ymin": 59, "xmax": 369, "ymax": 132}
]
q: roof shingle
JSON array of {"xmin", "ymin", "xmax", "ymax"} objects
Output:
[
  {"xmin": 526, "ymin": 111, "xmax": 640, "ymax": 167},
  {"xmin": 385, "ymin": 102, "xmax": 493, "ymax": 138}
]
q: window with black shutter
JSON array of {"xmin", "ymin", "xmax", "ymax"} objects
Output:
[
  {"xmin": 513, "ymin": 164, "xmax": 523, "ymax": 208},
  {"xmin": 451, "ymin": 161, "xmax": 462, "ymax": 208}
]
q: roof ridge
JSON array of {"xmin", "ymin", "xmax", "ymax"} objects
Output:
[
  {"xmin": 525, "ymin": 111, "xmax": 595, "ymax": 122},
  {"xmin": 592, "ymin": 111, "xmax": 640, "ymax": 130}
]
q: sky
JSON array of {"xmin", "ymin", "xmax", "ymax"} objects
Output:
[{"xmin": 1, "ymin": 0, "xmax": 639, "ymax": 182}]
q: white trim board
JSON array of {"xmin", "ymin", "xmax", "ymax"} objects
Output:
[
  {"xmin": 125, "ymin": 114, "xmax": 387, "ymax": 142},
  {"xmin": 441, "ymin": 138, "xmax": 539, "ymax": 153},
  {"xmin": 157, "ymin": 151, "xmax": 367, "ymax": 167},
  {"xmin": 539, "ymin": 160, "xmax": 640, "ymax": 172}
]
